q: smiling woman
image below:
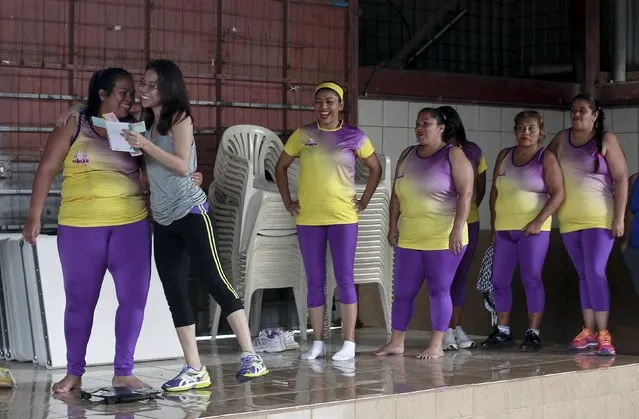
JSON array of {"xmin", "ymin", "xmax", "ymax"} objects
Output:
[
  {"xmin": 23, "ymin": 68, "xmax": 152, "ymax": 394},
  {"xmin": 121, "ymin": 59, "xmax": 269, "ymax": 392},
  {"xmin": 274, "ymin": 81, "xmax": 382, "ymax": 362}
]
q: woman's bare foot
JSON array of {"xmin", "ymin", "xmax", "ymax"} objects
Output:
[
  {"xmin": 417, "ymin": 344, "xmax": 444, "ymax": 360},
  {"xmin": 112, "ymin": 375, "xmax": 152, "ymax": 389},
  {"xmin": 52, "ymin": 374, "xmax": 82, "ymax": 393},
  {"xmin": 373, "ymin": 341, "xmax": 404, "ymax": 356}
]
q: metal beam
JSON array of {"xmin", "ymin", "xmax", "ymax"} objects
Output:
[
  {"xmin": 348, "ymin": 0, "xmax": 360, "ymax": 124},
  {"xmin": 0, "ymin": 125, "xmax": 292, "ymax": 137},
  {"xmin": 613, "ymin": 0, "xmax": 628, "ymax": 82},
  {"xmin": 386, "ymin": 1, "xmax": 459, "ymax": 69},
  {"xmin": 596, "ymin": 81, "xmax": 639, "ymax": 106},
  {"xmin": 0, "ymin": 92, "xmax": 314, "ymax": 111},
  {"xmin": 571, "ymin": 0, "xmax": 600, "ymax": 95},
  {"xmin": 359, "ymin": 67, "xmax": 580, "ymax": 107},
  {"xmin": 407, "ymin": 9, "xmax": 467, "ymax": 68}
]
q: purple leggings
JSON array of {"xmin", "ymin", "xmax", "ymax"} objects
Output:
[
  {"xmin": 561, "ymin": 228, "xmax": 614, "ymax": 311},
  {"xmin": 57, "ymin": 219, "xmax": 151, "ymax": 377},
  {"xmin": 296, "ymin": 223, "xmax": 358, "ymax": 308},
  {"xmin": 392, "ymin": 246, "xmax": 465, "ymax": 332},
  {"xmin": 451, "ymin": 221, "xmax": 480, "ymax": 306},
  {"xmin": 492, "ymin": 230, "xmax": 549, "ymax": 314}
]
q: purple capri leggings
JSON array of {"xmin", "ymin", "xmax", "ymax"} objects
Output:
[
  {"xmin": 296, "ymin": 223, "xmax": 358, "ymax": 308},
  {"xmin": 561, "ymin": 228, "xmax": 614, "ymax": 311},
  {"xmin": 57, "ymin": 219, "xmax": 151, "ymax": 377},
  {"xmin": 450, "ymin": 221, "xmax": 480, "ymax": 306},
  {"xmin": 392, "ymin": 246, "xmax": 465, "ymax": 332},
  {"xmin": 491, "ymin": 230, "xmax": 549, "ymax": 314}
]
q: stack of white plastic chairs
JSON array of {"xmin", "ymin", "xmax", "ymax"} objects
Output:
[
  {"xmin": 324, "ymin": 154, "xmax": 393, "ymax": 336},
  {"xmin": 208, "ymin": 125, "xmax": 306, "ymax": 338}
]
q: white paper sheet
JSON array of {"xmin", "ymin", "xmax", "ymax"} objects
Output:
[{"xmin": 105, "ymin": 121, "xmax": 138, "ymax": 153}]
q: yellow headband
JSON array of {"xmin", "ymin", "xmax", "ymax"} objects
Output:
[{"xmin": 314, "ymin": 82, "xmax": 344, "ymax": 101}]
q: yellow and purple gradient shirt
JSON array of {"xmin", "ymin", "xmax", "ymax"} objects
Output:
[
  {"xmin": 555, "ymin": 129, "xmax": 614, "ymax": 233},
  {"xmin": 494, "ymin": 147, "xmax": 551, "ymax": 231},
  {"xmin": 58, "ymin": 115, "xmax": 148, "ymax": 227},
  {"xmin": 395, "ymin": 144, "xmax": 468, "ymax": 251},
  {"xmin": 284, "ymin": 122, "xmax": 375, "ymax": 226},
  {"xmin": 461, "ymin": 141, "xmax": 488, "ymax": 224}
]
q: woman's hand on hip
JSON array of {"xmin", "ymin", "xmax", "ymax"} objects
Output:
[
  {"xmin": 352, "ymin": 196, "xmax": 370, "ymax": 213},
  {"xmin": 191, "ymin": 171, "xmax": 203, "ymax": 187},
  {"xmin": 284, "ymin": 200, "xmax": 300, "ymax": 216}
]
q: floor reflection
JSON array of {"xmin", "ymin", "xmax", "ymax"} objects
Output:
[{"xmin": 0, "ymin": 329, "xmax": 634, "ymax": 418}]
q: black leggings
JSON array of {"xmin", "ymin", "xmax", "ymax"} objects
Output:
[{"xmin": 154, "ymin": 210, "xmax": 243, "ymax": 328}]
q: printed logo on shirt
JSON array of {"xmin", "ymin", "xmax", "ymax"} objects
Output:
[
  {"xmin": 72, "ymin": 151, "xmax": 90, "ymax": 164},
  {"xmin": 304, "ymin": 139, "xmax": 319, "ymax": 147}
]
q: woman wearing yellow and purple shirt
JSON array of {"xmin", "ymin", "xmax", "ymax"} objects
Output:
[
  {"xmin": 374, "ymin": 107, "xmax": 474, "ymax": 361},
  {"xmin": 481, "ymin": 110, "xmax": 564, "ymax": 352},
  {"xmin": 275, "ymin": 82, "xmax": 382, "ymax": 362},
  {"xmin": 23, "ymin": 68, "xmax": 151, "ymax": 393},
  {"xmin": 549, "ymin": 93, "xmax": 628, "ymax": 356},
  {"xmin": 438, "ymin": 106, "xmax": 488, "ymax": 351}
]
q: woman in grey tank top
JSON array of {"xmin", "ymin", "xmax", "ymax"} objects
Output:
[{"xmin": 122, "ymin": 59, "xmax": 268, "ymax": 391}]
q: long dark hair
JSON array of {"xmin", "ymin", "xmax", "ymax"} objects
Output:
[
  {"xmin": 437, "ymin": 105, "xmax": 468, "ymax": 146},
  {"xmin": 86, "ymin": 67, "xmax": 132, "ymax": 118},
  {"xmin": 142, "ymin": 59, "xmax": 192, "ymax": 136},
  {"xmin": 571, "ymin": 92, "xmax": 605, "ymax": 172}
]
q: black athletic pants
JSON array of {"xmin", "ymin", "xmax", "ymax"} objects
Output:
[{"xmin": 153, "ymin": 209, "xmax": 243, "ymax": 328}]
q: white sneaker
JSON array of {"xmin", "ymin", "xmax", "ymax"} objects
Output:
[
  {"xmin": 252, "ymin": 329, "xmax": 287, "ymax": 353},
  {"xmin": 443, "ymin": 328, "xmax": 458, "ymax": 351},
  {"xmin": 282, "ymin": 330, "xmax": 300, "ymax": 351},
  {"xmin": 454, "ymin": 327, "xmax": 476, "ymax": 349}
]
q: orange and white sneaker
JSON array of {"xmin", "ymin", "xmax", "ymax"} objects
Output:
[
  {"xmin": 569, "ymin": 328, "xmax": 598, "ymax": 351},
  {"xmin": 597, "ymin": 330, "xmax": 616, "ymax": 356}
]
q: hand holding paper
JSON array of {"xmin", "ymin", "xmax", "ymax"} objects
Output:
[
  {"xmin": 105, "ymin": 122, "xmax": 137, "ymax": 152},
  {"xmin": 92, "ymin": 115, "xmax": 146, "ymax": 156},
  {"xmin": 121, "ymin": 127, "xmax": 151, "ymax": 153}
]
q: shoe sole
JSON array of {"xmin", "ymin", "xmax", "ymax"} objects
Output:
[
  {"xmin": 457, "ymin": 341, "xmax": 476, "ymax": 349},
  {"xmin": 162, "ymin": 380, "xmax": 212, "ymax": 392},
  {"xmin": 236, "ymin": 368, "xmax": 270, "ymax": 381},
  {"xmin": 568, "ymin": 342, "xmax": 598, "ymax": 351},
  {"xmin": 443, "ymin": 343, "xmax": 458, "ymax": 351},
  {"xmin": 237, "ymin": 369, "xmax": 270, "ymax": 378},
  {"xmin": 300, "ymin": 352, "xmax": 326, "ymax": 360},
  {"xmin": 264, "ymin": 346, "xmax": 288, "ymax": 353}
]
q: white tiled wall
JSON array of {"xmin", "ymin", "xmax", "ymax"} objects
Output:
[{"xmin": 359, "ymin": 99, "xmax": 639, "ymax": 229}]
